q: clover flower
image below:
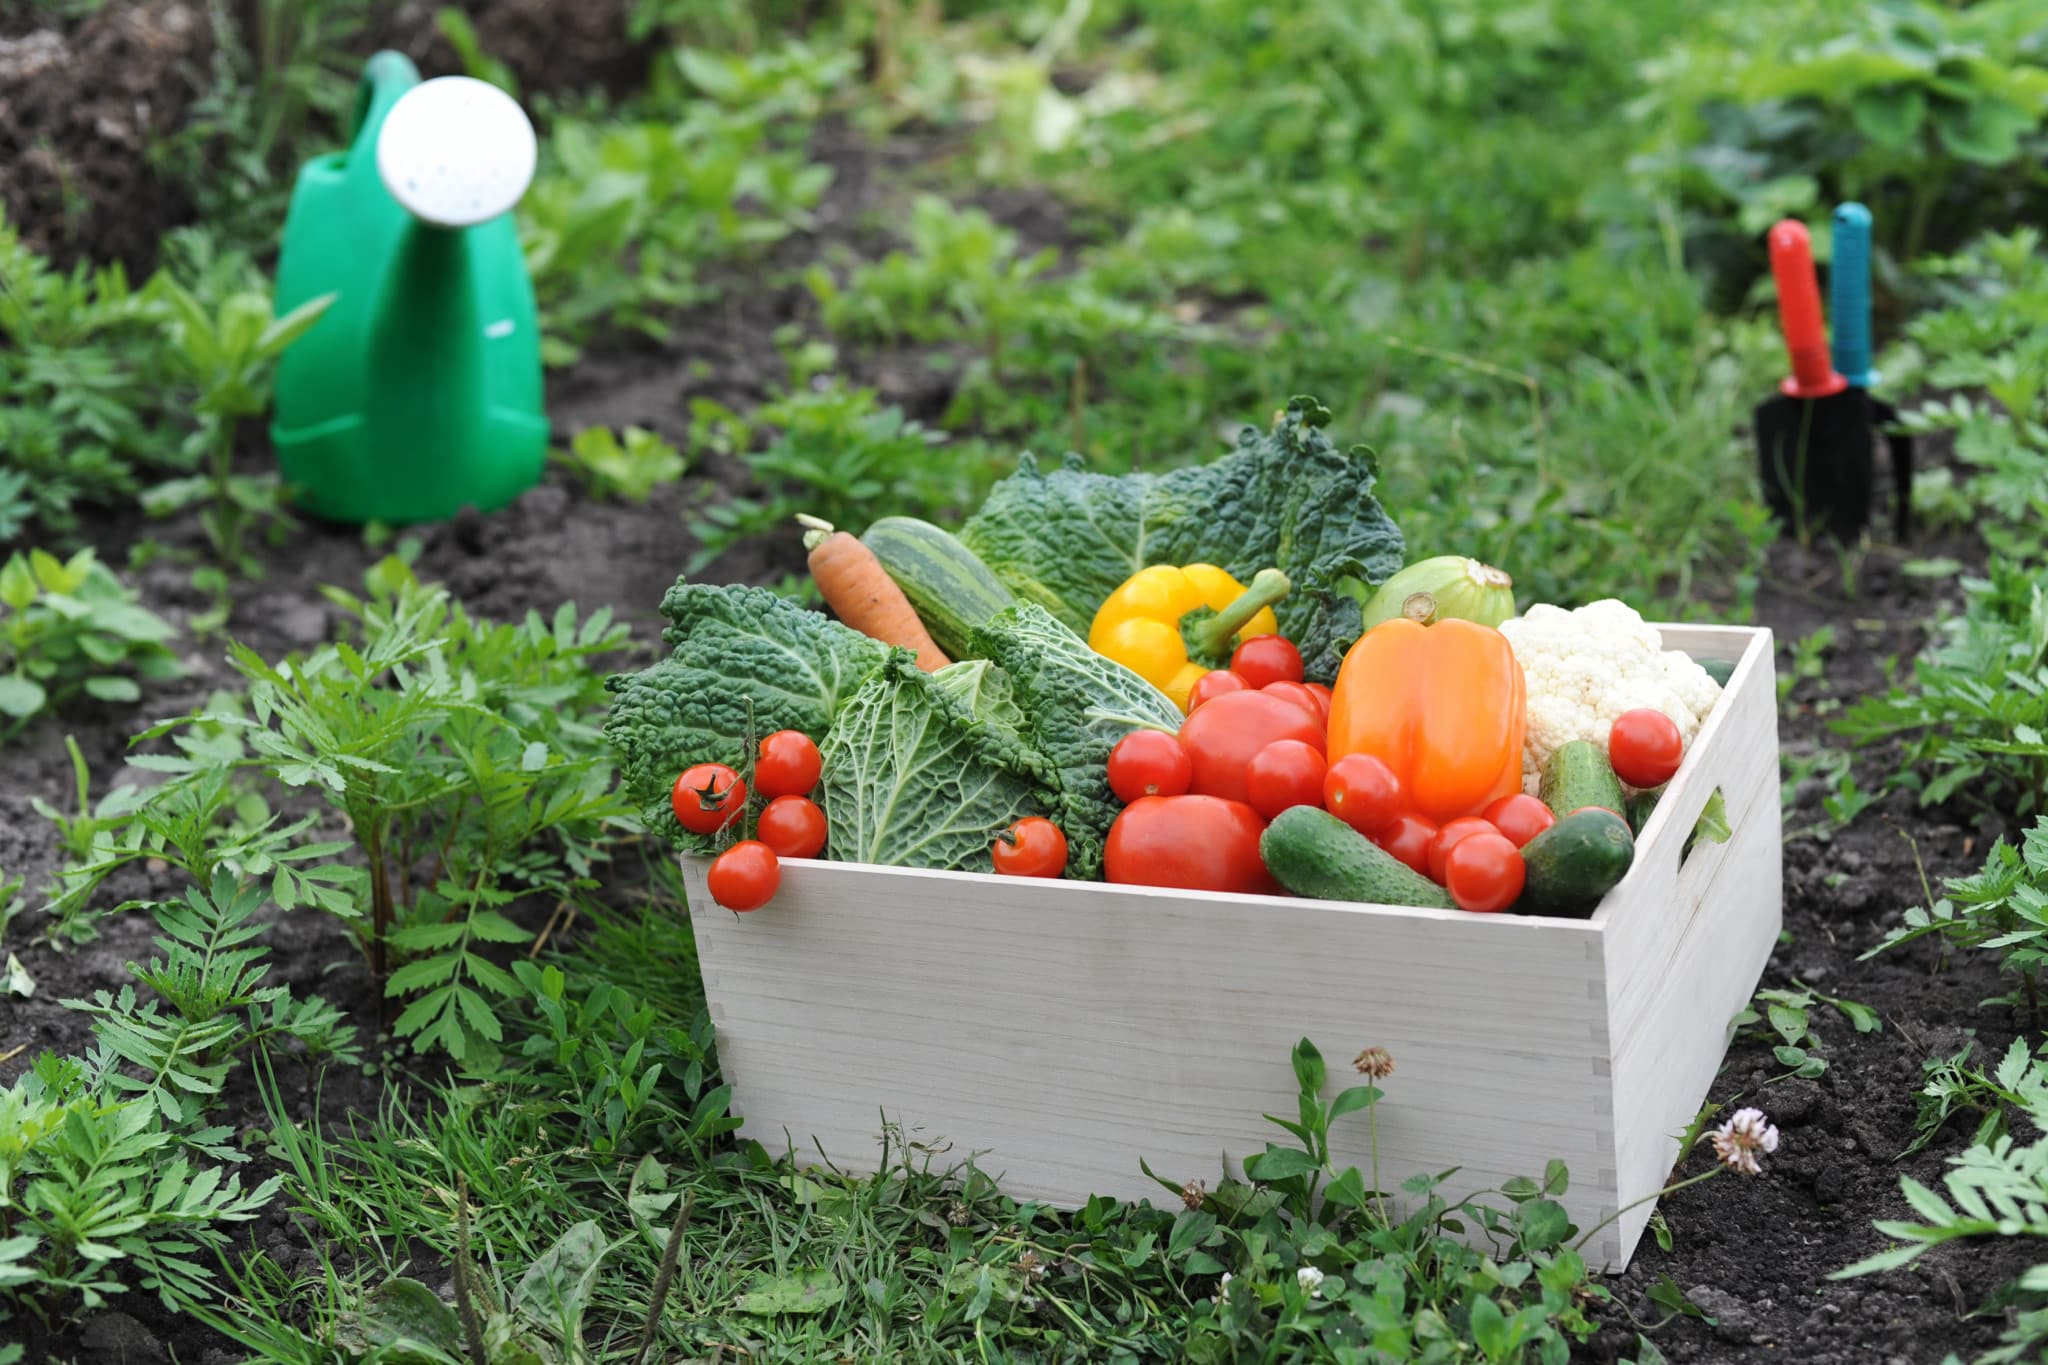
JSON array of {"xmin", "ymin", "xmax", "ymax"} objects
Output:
[
  {"xmin": 1709, "ymin": 1107, "xmax": 1779, "ymax": 1176},
  {"xmin": 1352, "ymin": 1047, "xmax": 1395, "ymax": 1080},
  {"xmin": 1297, "ymin": 1266, "xmax": 1326, "ymax": 1297}
]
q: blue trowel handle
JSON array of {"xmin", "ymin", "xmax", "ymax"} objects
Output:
[{"xmin": 1831, "ymin": 202, "xmax": 1877, "ymax": 388}]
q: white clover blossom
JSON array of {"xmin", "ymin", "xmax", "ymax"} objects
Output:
[
  {"xmin": 1213, "ymin": 1271, "xmax": 1233, "ymax": 1303},
  {"xmin": 1297, "ymin": 1266, "xmax": 1325, "ymax": 1297},
  {"xmin": 1709, "ymin": 1107, "xmax": 1779, "ymax": 1176}
]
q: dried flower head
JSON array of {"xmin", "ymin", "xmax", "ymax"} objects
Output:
[
  {"xmin": 1352, "ymin": 1047, "xmax": 1396, "ymax": 1080},
  {"xmin": 1297, "ymin": 1266, "xmax": 1326, "ymax": 1297},
  {"xmin": 1181, "ymin": 1179, "xmax": 1207, "ymax": 1211},
  {"xmin": 1016, "ymin": 1249, "xmax": 1044, "ymax": 1283},
  {"xmin": 947, "ymin": 1199, "xmax": 971, "ymax": 1226},
  {"xmin": 1709, "ymin": 1107, "xmax": 1780, "ymax": 1176}
]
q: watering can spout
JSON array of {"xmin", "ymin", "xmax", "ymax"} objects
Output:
[{"xmin": 269, "ymin": 54, "xmax": 548, "ymax": 526}]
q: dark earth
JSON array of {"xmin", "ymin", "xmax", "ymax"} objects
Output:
[{"xmin": 1, "ymin": 6, "xmax": 2033, "ymax": 1364}]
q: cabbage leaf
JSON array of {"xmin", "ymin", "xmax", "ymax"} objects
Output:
[
  {"xmin": 603, "ymin": 579, "xmax": 887, "ymax": 844},
  {"xmin": 819, "ymin": 654, "xmax": 1054, "ymax": 871},
  {"xmin": 959, "ymin": 396, "xmax": 1405, "ymax": 680},
  {"xmin": 970, "ymin": 604, "xmax": 1182, "ymax": 879}
]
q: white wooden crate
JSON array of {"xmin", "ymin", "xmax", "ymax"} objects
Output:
[{"xmin": 683, "ymin": 624, "xmax": 1779, "ymax": 1270}]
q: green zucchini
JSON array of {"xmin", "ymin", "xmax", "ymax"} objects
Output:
[
  {"xmin": 861, "ymin": 516, "xmax": 1017, "ymax": 659},
  {"xmin": 1260, "ymin": 806, "xmax": 1454, "ymax": 909},
  {"xmin": 1700, "ymin": 657, "xmax": 1737, "ymax": 687},
  {"xmin": 1625, "ymin": 786, "xmax": 1661, "ymax": 835},
  {"xmin": 1519, "ymin": 807, "xmax": 1635, "ymax": 917},
  {"xmin": 1539, "ymin": 740, "xmax": 1627, "ymax": 820}
]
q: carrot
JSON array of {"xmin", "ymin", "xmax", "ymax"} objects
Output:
[{"xmin": 798, "ymin": 515, "xmax": 951, "ymax": 672}]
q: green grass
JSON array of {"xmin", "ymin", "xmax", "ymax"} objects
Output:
[{"xmin": 8, "ymin": 0, "xmax": 2048, "ymax": 1358}]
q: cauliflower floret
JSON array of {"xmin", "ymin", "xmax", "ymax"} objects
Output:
[{"xmin": 1499, "ymin": 599, "xmax": 1723, "ymax": 791}]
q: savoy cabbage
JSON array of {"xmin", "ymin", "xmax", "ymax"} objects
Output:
[
  {"xmin": 970, "ymin": 604, "xmax": 1182, "ymax": 879},
  {"xmin": 819, "ymin": 653, "xmax": 1055, "ymax": 871},
  {"xmin": 603, "ymin": 579, "xmax": 886, "ymax": 844},
  {"xmin": 959, "ymin": 395, "xmax": 1405, "ymax": 679}
]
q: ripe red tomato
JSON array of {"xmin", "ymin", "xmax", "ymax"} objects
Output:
[
  {"xmin": 1108, "ymin": 729, "xmax": 1194, "ymax": 803},
  {"xmin": 1427, "ymin": 816, "xmax": 1498, "ymax": 884},
  {"xmin": 1245, "ymin": 740, "xmax": 1327, "ymax": 820},
  {"xmin": 1374, "ymin": 813, "xmax": 1439, "ymax": 876},
  {"xmin": 1177, "ymin": 691, "xmax": 1325, "ymax": 805},
  {"xmin": 1187, "ymin": 669, "xmax": 1249, "ymax": 711},
  {"xmin": 1262, "ymin": 681, "xmax": 1327, "ymax": 725},
  {"xmin": 1231, "ymin": 634, "xmax": 1304, "ymax": 688},
  {"xmin": 707, "ymin": 840, "xmax": 780, "ymax": 911},
  {"xmin": 1323, "ymin": 753, "xmax": 1405, "ymax": 837},
  {"xmin": 756, "ymin": 795, "xmax": 826, "ymax": 859},
  {"xmin": 993, "ymin": 816, "xmax": 1069, "ymax": 878},
  {"xmin": 755, "ymin": 730, "xmax": 822, "ymax": 798},
  {"xmin": 1443, "ymin": 831, "xmax": 1525, "ymax": 913},
  {"xmin": 1609, "ymin": 709, "xmax": 1684, "ymax": 788},
  {"xmin": 1481, "ymin": 793, "xmax": 1556, "ymax": 848},
  {"xmin": 1104, "ymin": 795, "xmax": 1275, "ymax": 894},
  {"xmin": 672, "ymin": 763, "xmax": 747, "ymax": 836}
]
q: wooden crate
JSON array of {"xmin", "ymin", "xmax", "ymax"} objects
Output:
[{"xmin": 683, "ymin": 624, "xmax": 1779, "ymax": 1270}]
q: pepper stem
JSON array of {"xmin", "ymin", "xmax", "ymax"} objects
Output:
[{"xmin": 1191, "ymin": 568, "xmax": 1292, "ymax": 658}]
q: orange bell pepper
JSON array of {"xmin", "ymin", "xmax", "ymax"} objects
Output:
[{"xmin": 1326, "ymin": 617, "xmax": 1526, "ymax": 825}]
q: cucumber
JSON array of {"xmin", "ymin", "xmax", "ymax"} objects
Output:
[
  {"xmin": 1539, "ymin": 740, "xmax": 1627, "ymax": 820},
  {"xmin": 1519, "ymin": 807, "xmax": 1635, "ymax": 917},
  {"xmin": 1700, "ymin": 657, "xmax": 1737, "ymax": 687},
  {"xmin": 1625, "ymin": 786, "xmax": 1662, "ymax": 835},
  {"xmin": 1260, "ymin": 806, "xmax": 1454, "ymax": 909},
  {"xmin": 861, "ymin": 517, "xmax": 1017, "ymax": 659}
]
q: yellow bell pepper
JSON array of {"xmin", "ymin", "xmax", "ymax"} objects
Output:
[{"xmin": 1088, "ymin": 564, "xmax": 1290, "ymax": 711}]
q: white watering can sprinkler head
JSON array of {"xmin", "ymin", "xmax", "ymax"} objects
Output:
[{"xmin": 375, "ymin": 76, "xmax": 536, "ymax": 228}]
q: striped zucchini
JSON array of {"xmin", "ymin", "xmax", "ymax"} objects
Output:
[{"xmin": 861, "ymin": 516, "xmax": 1018, "ymax": 659}]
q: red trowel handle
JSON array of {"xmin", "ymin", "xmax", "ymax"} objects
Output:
[{"xmin": 1768, "ymin": 219, "xmax": 1846, "ymax": 399}]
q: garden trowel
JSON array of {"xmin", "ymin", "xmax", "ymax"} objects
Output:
[
  {"xmin": 1754, "ymin": 218, "xmax": 1873, "ymax": 542},
  {"xmin": 1829, "ymin": 202, "xmax": 1913, "ymax": 539},
  {"xmin": 270, "ymin": 52, "xmax": 548, "ymax": 525}
]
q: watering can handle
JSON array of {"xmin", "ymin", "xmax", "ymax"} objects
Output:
[{"xmin": 350, "ymin": 51, "xmax": 423, "ymax": 152}]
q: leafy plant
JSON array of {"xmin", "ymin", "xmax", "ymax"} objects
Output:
[
  {"xmin": 687, "ymin": 381, "xmax": 985, "ymax": 570},
  {"xmin": 1732, "ymin": 982, "xmax": 1882, "ymax": 1080},
  {"xmin": 136, "ymin": 562, "xmax": 633, "ymax": 1062},
  {"xmin": 554, "ymin": 426, "xmax": 687, "ymax": 504},
  {"xmin": 1865, "ymin": 815, "xmax": 2048, "ymax": 1012},
  {"xmin": 0, "ymin": 548, "xmax": 179, "ymax": 742},
  {"xmin": 1835, "ymin": 558, "xmax": 2048, "ymax": 817},
  {"xmin": 143, "ymin": 281, "xmax": 334, "ymax": 577},
  {"xmin": 1, "ymin": 874, "xmax": 353, "ymax": 1324},
  {"xmin": 1837, "ymin": 1041, "xmax": 2048, "ymax": 1363},
  {"xmin": 0, "ymin": 214, "xmax": 184, "ymax": 538},
  {"xmin": 1905, "ymin": 1037, "xmax": 2037, "ymax": 1159}
]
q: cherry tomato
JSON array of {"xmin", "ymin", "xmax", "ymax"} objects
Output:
[
  {"xmin": 1262, "ymin": 681, "xmax": 1327, "ymax": 725},
  {"xmin": 1231, "ymin": 634, "xmax": 1304, "ymax": 688},
  {"xmin": 1443, "ymin": 831, "xmax": 1525, "ymax": 913},
  {"xmin": 672, "ymin": 763, "xmax": 747, "ymax": 836},
  {"xmin": 756, "ymin": 795, "xmax": 827, "ymax": 859},
  {"xmin": 1108, "ymin": 729, "xmax": 1194, "ymax": 804},
  {"xmin": 1323, "ymin": 753, "xmax": 1405, "ymax": 837},
  {"xmin": 1104, "ymin": 795, "xmax": 1276, "ymax": 894},
  {"xmin": 1245, "ymin": 740, "xmax": 1327, "ymax": 820},
  {"xmin": 1427, "ymin": 816, "xmax": 1498, "ymax": 885},
  {"xmin": 707, "ymin": 840, "xmax": 780, "ymax": 911},
  {"xmin": 1609, "ymin": 709, "xmax": 1684, "ymax": 788},
  {"xmin": 1177, "ymin": 690, "xmax": 1325, "ymax": 805},
  {"xmin": 1187, "ymin": 669, "xmax": 1250, "ymax": 712},
  {"xmin": 1482, "ymin": 793, "xmax": 1556, "ymax": 848},
  {"xmin": 755, "ymin": 730, "xmax": 823, "ymax": 798},
  {"xmin": 993, "ymin": 816, "xmax": 1069, "ymax": 878},
  {"xmin": 1374, "ymin": 813, "xmax": 1439, "ymax": 876}
]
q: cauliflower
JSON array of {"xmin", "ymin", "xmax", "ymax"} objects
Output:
[{"xmin": 1498, "ymin": 599, "xmax": 1723, "ymax": 791}]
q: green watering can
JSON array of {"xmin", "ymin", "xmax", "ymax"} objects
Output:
[{"xmin": 270, "ymin": 52, "xmax": 548, "ymax": 525}]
